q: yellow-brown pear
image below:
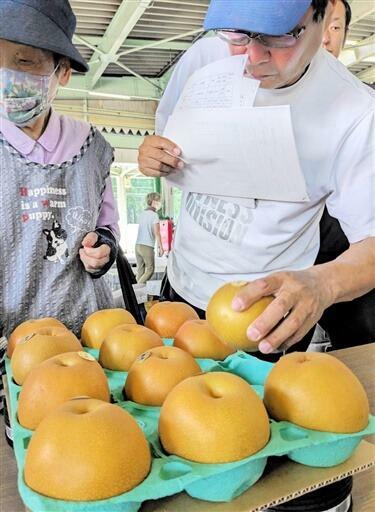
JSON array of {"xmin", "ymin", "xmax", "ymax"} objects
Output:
[
  {"xmin": 99, "ymin": 324, "xmax": 163, "ymax": 371},
  {"xmin": 145, "ymin": 301, "xmax": 199, "ymax": 338},
  {"xmin": 124, "ymin": 346, "xmax": 201, "ymax": 406},
  {"xmin": 174, "ymin": 319, "xmax": 235, "ymax": 360},
  {"xmin": 206, "ymin": 282, "xmax": 273, "ymax": 351},
  {"xmin": 24, "ymin": 398, "xmax": 151, "ymax": 500},
  {"xmin": 159, "ymin": 372, "xmax": 270, "ymax": 463},
  {"xmin": 264, "ymin": 352, "xmax": 370, "ymax": 433},
  {"xmin": 7, "ymin": 317, "xmax": 67, "ymax": 358},
  {"xmin": 11, "ymin": 327, "xmax": 82, "ymax": 385},
  {"xmin": 18, "ymin": 351, "xmax": 110, "ymax": 429},
  {"xmin": 81, "ymin": 308, "xmax": 136, "ymax": 349}
]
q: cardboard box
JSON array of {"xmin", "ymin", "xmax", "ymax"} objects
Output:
[
  {"xmin": 141, "ymin": 441, "xmax": 375, "ymax": 511},
  {"xmin": 132, "ymin": 283, "xmax": 148, "ymax": 304},
  {"xmin": 146, "ymin": 279, "xmax": 162, "ymax": 297}
]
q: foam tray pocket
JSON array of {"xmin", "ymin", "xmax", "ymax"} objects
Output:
[
  {"xmin": 148, "ymin": 433, "xmax": 268, "ymax": 502},
  {"xmin": 4, "ymin": 346, "xmax": 375, "ymax": 511},
  {"xmin": 269, "ymin": 419, "xmax": 375, "ymax": 467},
  {"xmin": 185, "ymin": 457, "xmax": 268, "ymax": 502}
]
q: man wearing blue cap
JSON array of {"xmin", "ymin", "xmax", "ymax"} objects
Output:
[
  {"xmin": 0, "ymin": 0, "xmax": 120, "ymax": 337},
  {"xmin": 138, "ymin": 0, "xmax": 375, "ymax": 355}
]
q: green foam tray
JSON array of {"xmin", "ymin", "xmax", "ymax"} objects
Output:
[{"xmin": 5, "ymin": 342, "xmax": 375, "ymax": 512}]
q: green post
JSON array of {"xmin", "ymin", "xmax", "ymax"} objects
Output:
[{"xmin": 154, "ymin": 177, "xmax": 161, "ymax": 194}]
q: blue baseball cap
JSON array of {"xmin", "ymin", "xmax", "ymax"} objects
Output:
[{"xmin": 204, "ymin": 0, "xmax": 312, "ymax": 36}]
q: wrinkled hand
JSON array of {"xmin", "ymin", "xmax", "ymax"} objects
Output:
[
  {"xmin": 79, "ymin": 232, "xmax": 110, "ymax": 273},
  {"xmin": 138, "ymin": 135, "xmax": 184, "ymax": 177},
  {"xmin": 232, "ymin": 269, "xmax": 333, "ymax": 354}
]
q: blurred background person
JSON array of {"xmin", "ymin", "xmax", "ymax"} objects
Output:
[
  {"xmin": 312, "ymin": 0, "xmax": 352, "ymax": 349},
  {"xmin": 299, "ymin": 0, "xmax": 374, "ymax": 350},
  {"xmin": 135, "ymin": 192, "xmax": 163, "ymax": 284},
  {"xmin": 322, "ymin": 0, "xmax": 351, "ymax": 57}
]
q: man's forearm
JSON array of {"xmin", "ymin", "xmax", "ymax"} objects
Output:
[{"xmin": 312, "ymin": 237, "xmax": 375, "ymax": 305}]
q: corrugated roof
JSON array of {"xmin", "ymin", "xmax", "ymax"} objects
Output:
[
  {"xmin": 71, "ymin": 0, "xmax": 208, "ymax": 78},
  {"xmin": 72, "ymin": 0, "xmax": 122, "ymax": 36},
  {"xmin": 346, "ymin": 11, "xmax": 375, "ymax": 82},
  {"xmin": 348, "ymin": 13, "xmax": 375, "ymax": 40},
  {"xmin": 70, "ymin": 0, "xmax": 374, "ymax": 84}
]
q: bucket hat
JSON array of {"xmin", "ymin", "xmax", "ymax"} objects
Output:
[
  {"xmin": 0, "ymin": 0, "xmax": 88, "ymax": 72},
  {"xmin": 204, "ymin": 0, "xmax": 312, "ymax": 36}
]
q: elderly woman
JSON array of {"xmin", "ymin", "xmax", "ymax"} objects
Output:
[{"xmin": 0, "ymin": 0, "xmax": 120, "ymax": 336}]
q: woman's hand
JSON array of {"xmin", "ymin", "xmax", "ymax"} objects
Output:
[{"xmin": 79, "ymin": 232, "xmax": 110, "ymax": 273}]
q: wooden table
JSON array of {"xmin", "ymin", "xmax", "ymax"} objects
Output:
[{"xmin": 1, "ymin": 344, "xmax": 374, "ymax": 512}]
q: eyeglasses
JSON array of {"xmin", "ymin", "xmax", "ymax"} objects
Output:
[{"xmin": 215, "ymin": 25, "xmax": 306, "ymax": 49}]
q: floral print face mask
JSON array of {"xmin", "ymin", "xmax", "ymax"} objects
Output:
[{"xmin": 0, "ymin": 66, "xmax": 59, "ymax": 126}]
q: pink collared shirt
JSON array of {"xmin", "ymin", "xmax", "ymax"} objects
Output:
[{"xmin": 0, "ymin": 111, "xmax": 120, "ymax": 237}]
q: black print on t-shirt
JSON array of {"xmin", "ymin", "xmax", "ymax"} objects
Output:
[{"xmin": 186, "ymin": 193, "xmax": 254, "ymax": 244}]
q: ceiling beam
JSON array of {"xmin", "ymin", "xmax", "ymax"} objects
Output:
[
  {"xmin": 340, "ymin": 35, "xmax": 375, "ymax": 66},
  {"xmin": 54, "ymin": 103, "xmax": 155, "ymax": 123},
  {"xmin": 113, "ymin": 60, "xmax": 163, "ymax": 92},
  {"xmin": 117, "ymin": 29, "xmax": 202, "ymax": 57},
  {"xmin": 86, "ymin": 0, "xmax": 154, "ymax": 89},
  {"xmin": 349, "ymin": 1, "xmax": 375, "ymax": 24},
  {"xmin": 74, "ymin": 35, "xmax": 192, "ymax": 52},
  {"xmin": 356, "ymin": 64, "xmax": 375, "ymax": 83},
  {"xmin": 57, "ymin": 75, "xmax": 162, "ymax": 101}
]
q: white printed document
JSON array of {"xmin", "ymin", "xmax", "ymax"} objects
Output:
[
  {"xmin": 164, "ymin": 105, "xmax": 309, "ymax": 202},
  {"xmin": 174, "ymin": 54, "xmax": 260, "ymax": 110},
  {"xmin": 164, "ymin": 54, "xmax": 308, "ymax": 202}
]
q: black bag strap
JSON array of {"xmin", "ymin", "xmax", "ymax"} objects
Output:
[{"xmin": 116, "ymin": 247, "xmax": 146, "ymax": 325}]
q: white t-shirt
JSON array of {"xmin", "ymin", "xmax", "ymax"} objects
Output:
[
  {"xmin": 136, "ymin": 209, "xmax": 160, "ymax": 248},
  {"xmin": 157, "ymin": 38, "xmax": 375, "ymax": 310}
]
